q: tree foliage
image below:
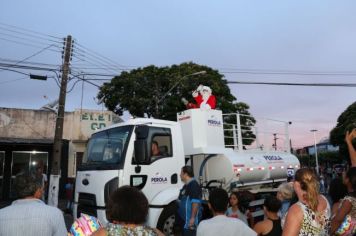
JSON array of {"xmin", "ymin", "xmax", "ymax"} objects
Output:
[
  {"xmin": 297, "ymin": 151, "xmax": 340, "ymax": 168},
  {"xmin": 98, "ymin": 62, "xmax": 256, "ymax": 145},
  {"xmin": 330, "ymin": 102, "xmax": 356, "ymax": 161}
]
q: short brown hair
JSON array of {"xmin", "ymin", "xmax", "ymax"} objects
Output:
[
  {"xmin": 106, "ymin": 186, "xmax": 148, "ymax": 224},
  {"xmin": 181, "ymin": 165, "xmax": 194, "ymax": 178}
]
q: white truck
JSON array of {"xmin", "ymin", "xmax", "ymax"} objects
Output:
[{"xmin": 73, "ymin": 108, "xmax": 299, "ymax": 235}]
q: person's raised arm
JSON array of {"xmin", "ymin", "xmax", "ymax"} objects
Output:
[{"xmin": 345, "ymin": 129, "xmax": 356, "ymax": 166}]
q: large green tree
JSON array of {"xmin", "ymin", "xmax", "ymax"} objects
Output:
[
  {"xmin": 98, "ymin": 62, "xmax": 256, "ymax": 145},
  {"xmin": 330, "ymin": 102, "xmax": 356, "ymax": 161}
]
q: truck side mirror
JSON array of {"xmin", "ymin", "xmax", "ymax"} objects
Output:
[
  {"xmin": 135, "ymin": 125, "xmax": 149, "ymax": 139},
  {"xmin": 134, "ymin": 140, "xmax": 148, "ymax": 164}
]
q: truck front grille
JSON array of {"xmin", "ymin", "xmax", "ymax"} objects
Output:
[{"xmin": 77, "ymin": 193, "xmax": 98, "ymax": 218}]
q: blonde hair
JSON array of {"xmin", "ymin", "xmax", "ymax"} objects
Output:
[
  {"xmin": 295, "ymin": 168, "xmax": 320, "ymax": 212},
  {"xmin": 277, "ymin": 182, "xmax": 294, "ymax": 200}
]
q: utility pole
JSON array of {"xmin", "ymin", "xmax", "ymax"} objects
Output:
[
  {"xmin": 273, "ymin": 133, "xmax": 278, "ymax": 150},
  {"xmin": 48, "ymin": 35, "xmax": 72, "ymax": 207},
  {"xmin": 311, "ymin": 129, "xmax": 319, "ymax": 176}
]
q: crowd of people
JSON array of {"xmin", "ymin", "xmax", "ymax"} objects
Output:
[{"xmin": 0, "ymin": 129, "xmax": 355, "ymax": 236}]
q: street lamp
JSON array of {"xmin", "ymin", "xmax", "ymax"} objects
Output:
[
  {"xmin": 157, "ymin": 70, "xmax": 206, "ymax": 104},
  {"xmin": 273, "ymin": 133, "xmax": 278, "ymax": 150},
  {"xmin": 155, "ymin": 70, "xmax": 206, "ymax": 116},
  {"xmin": 310, "ymin": 129, "xmax": 319, "ymax": 175}
]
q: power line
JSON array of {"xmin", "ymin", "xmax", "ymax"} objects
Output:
[
  {"xmin": 71, "ymin": 47, "xmax": 123, "ymax": 74},
  {"xmin": 220, "ymin": 69, "xmax": 356, "ymax": 76},
  {"xmin": 0, "ymin": 57, "xmax": 61, "ymax": 68},
  {"xmin": 0, "ymin": 68, "xmax": 30, "ymax": 76},
  {"xmin": 74, "ymin": 41, "xmax": 129, "ymax": 69},
  {"xmin": 227, "ymin": 81, "xmax": 356, "ymax": 87},
  {"xmin": 71, "ymin": 65, "xmax": 131, "ymax": 70},
  {"xmin": 77, "ymin": 77, "xmax": 101, "ymax": 88},
  {"xmin": 69, "ymin": 70, "xmax": 101, "ymax": 88},
  {"xmin": 71, "ymin": 53, "xmax": 117, "ymax": 73},
  {"xmin": 67, "ymin": 78, "xmax": 84, "ymax": 93},
  {"xmin": 0, "ymin": 63, "xmax": 61, "ymax": 72},
  {"xmin": 0, "ymin": 76, "xmax": 27, "ymax": 85},
  {"xmin": 0, "ymin": 44, "xmax": 60, "ymax": 73},
  {"xmin": 0, "ymin": 63, "xmax": 61, "ymax": 88},
  {"xmin": 69, "ymin": 72, "xmax": 116, "ymax": 78},
  {"xmin": 0, "ymin": 26, "xmax": 63, "ymax": 44},
  {"xmin": 0, "ymin": 37, "xmax": 62, "ymax": 53},
  {"xmin": 0, "ymin": 22, "xmax": 62, "ymax": 40},
  {"xmin": 71, "ymin": 53, "xmax": 121, "ymax": 75},
  {"xmin": 0, "ymin": 66, "xmax": 60, "ymax": 87},
  {"xmin": 72, "ymin": 49, "xmax": 122, "ymax": 74}
]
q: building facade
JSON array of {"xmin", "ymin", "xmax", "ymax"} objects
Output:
[{"xmin": 0, "ymin": 107, "xmax": 120, "ymax": 200}]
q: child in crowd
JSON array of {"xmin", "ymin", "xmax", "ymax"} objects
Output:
[
  {"xmin": 65, "ymin": 179, "xmax": 74, "ymax": 213},
  {"xmin": 226, "ymin": 191, "xmax": 249, "ymax": 225}
]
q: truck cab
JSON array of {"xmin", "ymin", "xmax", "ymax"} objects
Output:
[{"xmin": 74, "ymin": 118, "xmax": 185, "ymax": 233}]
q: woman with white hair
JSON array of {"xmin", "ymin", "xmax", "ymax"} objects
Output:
[{"xmin": 276, "ymin": 182, "xmax": 294, "ymax": 227}]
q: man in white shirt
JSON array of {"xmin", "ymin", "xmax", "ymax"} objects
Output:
[
  {"xmin": 0, "ymin": 173, "xmax": 67, "ymax": 236},
  {"xmin": 197, "ymin": 188, "xmax": 256, "ymax": 236}
]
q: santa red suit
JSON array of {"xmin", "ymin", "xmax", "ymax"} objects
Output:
[
  {"xmin": 192, "ymin": 85, "xmax": 216, "ymax": 110},
  {"xmin": 193, "ymin": 94, "xmax": 216, "ymax": 109}
]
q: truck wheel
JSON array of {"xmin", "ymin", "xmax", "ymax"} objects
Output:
[{"xmin": 157, "ymin": 204, "xmax": 177, "ymax": 236}]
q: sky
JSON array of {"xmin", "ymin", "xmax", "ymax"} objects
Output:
[{"xmin": 0, "ymin": 0, "xmax": 355, "ymax": 149}]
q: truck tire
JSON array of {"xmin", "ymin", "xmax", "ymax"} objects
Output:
[{"xmin": 157, "ymin": 203, "xmax": 177, "ymax": 236}]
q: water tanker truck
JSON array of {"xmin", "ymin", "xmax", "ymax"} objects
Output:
[{"xmin": 73, "ymin": 108, "xmax": 299, "ymax": 234}]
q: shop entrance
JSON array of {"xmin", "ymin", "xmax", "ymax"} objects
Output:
[
  {"xmin": 0, "ymin": 152, "xmax": 4, "ymax": 198},
  {"xmin": 10, "ymin": 151, "xmax": 48, "ymax": 198}
]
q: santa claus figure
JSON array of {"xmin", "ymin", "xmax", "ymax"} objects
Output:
[{"xmin": 182, "ymin": 84, "xmax": 216, "ymax": 110}]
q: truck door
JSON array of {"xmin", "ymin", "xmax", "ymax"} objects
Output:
[{"xmin": 130, "ymin": 126, "xmax": 180, "ymax": 202}]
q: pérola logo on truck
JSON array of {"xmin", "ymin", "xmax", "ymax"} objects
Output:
[
  {"xmin": 208, "ymin": 114, "xmax": 222, "ymax": 126},
  {"xmin": 263, "ymin": 155, "xmax": 283, "ymax": 162},
  {"xmin": 208, "ymin": 119, "xmax": 222, "ymax": 126},
  {"xmin": 151, "ymin": 172, "xmax": 168, "ymax": 184}
]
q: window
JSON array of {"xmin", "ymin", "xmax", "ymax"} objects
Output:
[
  {"xmin": 82, "ymin": 126, "xmax": 133, "ymax": 166},
  {"xmin": 76, "ymin": 152, "xmax": 83, "ymax": 171},
  {"xmin": 10, "ymin": 151, "xmax": 48, "ymax": 198},
  {"xmin": 149, "ymin": 127, "xmax": 172, "ymax": 163}
]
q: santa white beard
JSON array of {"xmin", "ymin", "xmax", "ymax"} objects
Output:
[
  {"xmin": 200, "ymin": 92, "xmax": 212, "ymax": 109},
  {"xmin": 202, "ymin": 92, "xmax": 210, "ymax": 101}
]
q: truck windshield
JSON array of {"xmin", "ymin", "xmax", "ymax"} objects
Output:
[{"xmin": 81, "ymin": 126, "xmax": 133, "ymax": 169}]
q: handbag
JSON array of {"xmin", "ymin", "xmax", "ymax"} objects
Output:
[{"xmin": 335, "ymin": 214, "xmax": 356, "ymax": 236}]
